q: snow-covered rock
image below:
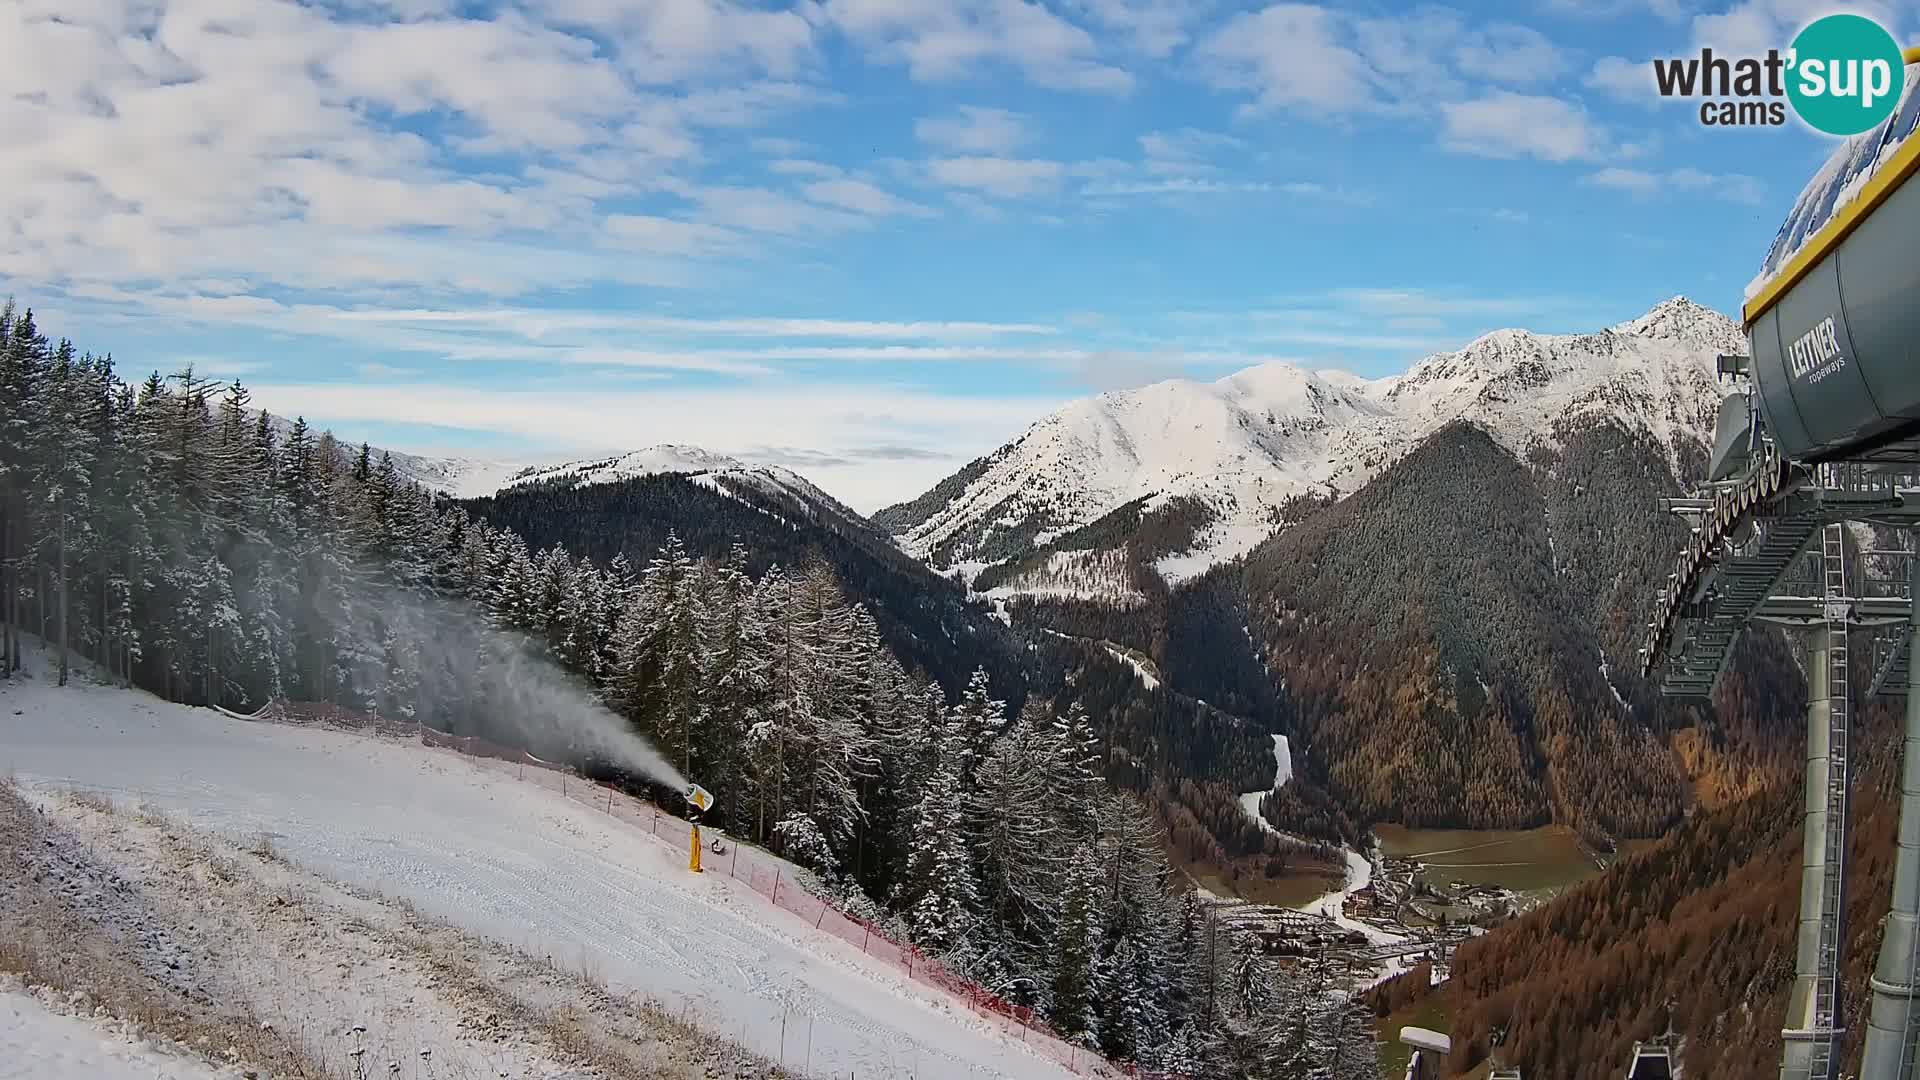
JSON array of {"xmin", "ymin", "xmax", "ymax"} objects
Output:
[{"xmin": 883, "ymin": 297, "xmax": 1734, "ymax": 589}]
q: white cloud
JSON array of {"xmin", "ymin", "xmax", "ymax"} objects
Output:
[
  {"xmin": 1586, "ymin": 55, "xmax": 1657, "ymax": 105},
  {"xmin": 1540, "ymin": 0, "xmax": 1691, "ymax": 21},
  {"xmin": 802, "ymin": 178, "xmax": 936, "ymax": 217},
  {"xmin": 769, "ymin": 158, "xmax": 843, "ymax": 177},
  {"xmin": 1065, "ymin": 0, "xmax": 1207, "ymax": 58},
  {"xmin": 1197, "ymin": 5, "xmax": 1380, "ymax": 114},
  {"xmin": 525, "ymin": 0, "xmax": 817, "ymax": 83},
  {"xmin": 59, "ymin": 289, "xmax": 1082, "ymax": 382},
  {"xmin": 1276, "ymin": 182, "xmax": 1375, "ymax": 206},
  {"xmin": 602, "ymin": 214, "xmax": 746, "ymax": 256},
  {"xmin": 1138, "ymin": 128, "xmax": 1244, "ymax": 175},
  {"xmin": 1585, "ymin": 167, "xmax": 1766, "ymax": 204},
  {"xmin": 323, "ymin": 12, "xmax": 636, "ymax": 151},
  {"xmin": 914, "ymin": 106, "xmax": 1031, "ymax": 154},
  {"xmin": 1439, "ymin": 92, "xmax": 1606, "ymax": 162},
  {"xmin": 1085, "ymin": 178, "xmax": 1272, "ymax": 196},
  {"xmin": 1586, "ymin": 167, "xmax": 1664, "ymax": 197},
  {"xmin": 1323, "ymin": 288, "xmax": 1572, "ymax": 319},
  {"xmin": 1199, "ymin": 6, "xmax": 1577, "ymax": 119},
  {"xmin": 331, "ymin": 308, "xmax": 1059, "ymax": 339},
  {"xmin": 1451, "ymin": 23, "xmax": 1565, "ymax": 85},
  {"xmin": 748, "ymin": 136, "xmax": 811, "ymax": 156},
  {"xmin": 0, "ymin": 0, "xmax": 861, "ymax": 305},
  {"xmin": 927, "ymin": 156, "xmax": 1066, "ymax": 198},
  {"xmin": 175, "ymin": 356, "xmax": 269, "ymax": 380},
  {"xmin": 1165, "ymin": 286, "xmax": 1600, "ymax": 356},
  {"xmin": 824, "ymin": 0, "xmax": 1133, "ymax": 94},
  {"xmin": 686, "ymin": 185, "xmax": 872, "ymax": 237}
]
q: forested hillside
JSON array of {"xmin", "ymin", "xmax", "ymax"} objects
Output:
[
  {"xmin": 464, "ymin": 467, "xmax": 1341, "ymax": 893},
  {"xmin": 1235, "ymin": 420, "xmax": 1689, "ymax": 842},
  {"xmin": 0, "ymin": 302, "xmax": 1374, "ymax": 1078},
  {"xmin": 1009, "ymin": 413, "xmax": 1768, "ymax": 848},
  {"xmin": 1447, "ymin": 691, "xmax": 1905, "ymax": 1078},
  {"xmin": 463, "ymin": 469, "xmax": 1025, "ymax": 702}
]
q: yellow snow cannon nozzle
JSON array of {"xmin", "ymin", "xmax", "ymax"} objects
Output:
[{"xmin": 682, "ymin": 782, "xmax": 713, "ymax": 874}]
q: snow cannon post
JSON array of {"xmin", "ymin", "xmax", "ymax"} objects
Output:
[{"xmin": 683, "ymin": 782, "xmax": 714, "ymax": 874}]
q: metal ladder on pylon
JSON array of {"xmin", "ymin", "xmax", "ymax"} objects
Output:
[{"xmin": 1809, "ymin": 521, "xmax": 1853, "ymax": 1080}]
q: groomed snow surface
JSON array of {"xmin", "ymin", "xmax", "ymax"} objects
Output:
[{"xmin": 0, "ymin": 672, "xmax": 1086, "ymax": 1080}]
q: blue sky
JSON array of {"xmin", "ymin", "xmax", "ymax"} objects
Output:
[{"xmin": 2, "ymin": 0, "xmax": 1910, "ymax": 509}]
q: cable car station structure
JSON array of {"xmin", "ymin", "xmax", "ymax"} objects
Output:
[{"xmin": 1639, "ymin": 51, "xmax": 1920, "ymax": 1080}]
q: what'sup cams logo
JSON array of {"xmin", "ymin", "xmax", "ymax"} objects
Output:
[{"xmin": 1652, "ymin": 13, "xmax": 1907, "ymax": 134}]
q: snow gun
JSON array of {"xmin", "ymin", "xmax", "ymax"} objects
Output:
[{"xmin": 683, "ymin": 783, "xmax": 714, "ymax": 873}]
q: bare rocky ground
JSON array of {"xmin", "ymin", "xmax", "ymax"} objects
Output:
[{"xmin": 0, "ymin": 776, "xmax": 801, "ymax": 1079}]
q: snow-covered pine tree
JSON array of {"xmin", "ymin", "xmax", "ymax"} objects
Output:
[
  {"xmin": 896, "ymin": 698, "xmax": 982, "ymax": 961},
  {"xmin": 553, "ymin": 554, "xmax": 601, "ymax": 679},
  {"xmin": 695, "ymin": 545, "xmax": 766, "ymax": 837},
  {"xmin": 1045, "ymin": 700, "xmax": 1105, "ymax": 842},
  {"xmin": 849, "ymin": 603, "xmax": 918, "ymax": 896},
  {"xmin": 1088, "ymin": 789, "xmax": 1186, "ymax": 1067},
  {"xmin": 92, "ymin": 372, "xmax": 146, "ymax": 687},
  {"xmin": 968, "ymin": 703, "xmax": 1065, "ymax": 990},
  {"xmin": 0, "ymin": 305, "xmax": 49, "ymax": 677},
  {"xmin": 616, "ymin": 530, "xmax": 701, "ymax": 777},
  {"xmin": 1051, "ymin": 843, "xmax": 1099, "ymax": 1040},
  {"xmin": 234, "ymin": 408, "xmax": 293, "ymax": 703},
  {"xmin": 30, "ymin": 341, "xmax": 97, "ymax": 686},
  {"xmin": 786, "ymin": 560, "xmax": 870, "ymax": 865},
  {"xmin": 950, "ymin": 666, "xmax": 1007, "ymax": 784}
]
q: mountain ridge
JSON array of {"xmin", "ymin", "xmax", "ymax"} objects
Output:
[{"xmin": 880, "ymin": 296, "xmax": 1739, "ymax": 597}]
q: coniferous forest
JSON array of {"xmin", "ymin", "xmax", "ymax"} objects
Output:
[{"xmin": 0, "ymin": 303, "xmax": 1380, "ymax": 1078}]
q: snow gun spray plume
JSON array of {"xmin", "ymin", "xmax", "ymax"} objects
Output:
[{"xmin": 346, "ymin": 589, "xmax": 688, "ymax": 793}]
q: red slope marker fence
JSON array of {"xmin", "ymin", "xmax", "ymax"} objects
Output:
[{"xmin": 227, "ymin": 702, "xmax": 1190, "ymax": 1079}]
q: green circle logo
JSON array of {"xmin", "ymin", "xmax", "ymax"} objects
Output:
[{"xmin": 1787, "ymin": 14, "xmax": 1905, "ymax": 136}]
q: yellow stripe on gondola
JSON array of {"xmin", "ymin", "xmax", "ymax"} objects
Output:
[{"xmin": 1744, "ymin": 48, "xmax": 1920, "ymax": 329}]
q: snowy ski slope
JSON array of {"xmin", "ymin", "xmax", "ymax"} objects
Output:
[{"xmin": 0, "ymin": 675, "xmax": 1084, "ymax": 1080}]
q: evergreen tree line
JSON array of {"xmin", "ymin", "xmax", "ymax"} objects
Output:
[{"xmin": 0, "ymin": 304, "xmax": 1378, "ymax": 1078}]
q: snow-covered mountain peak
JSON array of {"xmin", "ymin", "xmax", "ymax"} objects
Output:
[
  {"xmin": 494, "ymin": 443, "xmax": 825, "ymax": 502},
  {"xmin": 1612, "ymin": 295, "xmax": 1745, "ymax": 354},
  {"xmin": 388, "ymin": 442, "xmax": 837, "ymax": 514},
  {"xmin": 881, "ymin": 299, "xmax": 1740, "ymax": 593},
  {"xmin": 1214, "ymin": 362, "xmax": 1387, "ymax": 420}
]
